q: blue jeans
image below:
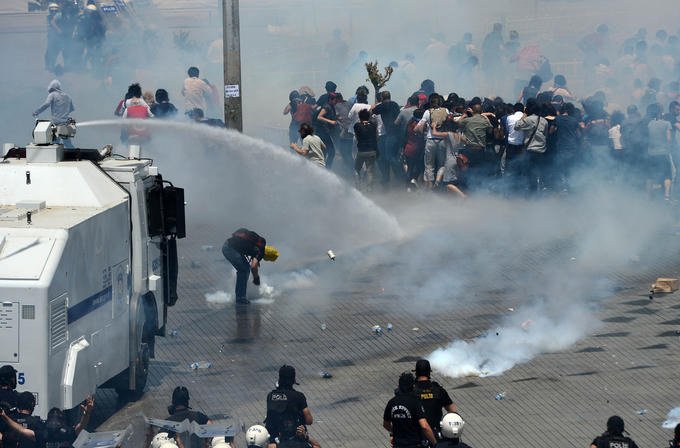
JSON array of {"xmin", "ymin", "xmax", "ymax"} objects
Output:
[{"xmin": 222, "ymin": 243, "xmax": 250, "ymax": 300}]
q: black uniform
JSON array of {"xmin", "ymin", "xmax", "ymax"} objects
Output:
[
  {"xmin": 265, "ymin": 387, "xmax": 308, "ymax": 443},
  {"xmin": 591, "ymin": 433, "xmax": 640, "ymax": 448},
  {"xmin": 3, "ymin": 412, "xmax": 46, "ymax": 448},
  {"xmin": 0, "ymin": 388, "xmax": 19, "ymax": 408},
  {"xmin": 436, "ymin": 439, "xmax": 474, "ymax": 448},
  {"xmin": 414, "ymin": 379, "xmax": 453, "ymax": 436},
  {"xmin": 166, "ymin": 408, "xmax": 209, "ymax": 448},
  {"xmin": 383, "ymin": 391, "xmax": 427, "ymax": 448}
]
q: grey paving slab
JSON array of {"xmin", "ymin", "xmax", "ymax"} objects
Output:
[{"xmin": 90, "ymin": 214, "xmax": 680, "ymax": 448}]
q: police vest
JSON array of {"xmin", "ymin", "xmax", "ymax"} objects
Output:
[
  {"xmin": 597, "ymin": 435, "xmax": 633, "ymax": 448},
  {"xmin": 266, "ymin": 390, "xmax": 302, "ymax": 439},
  {"xmin": 413, "ymin": 381, "xmax": 444, "ymax": 429}
]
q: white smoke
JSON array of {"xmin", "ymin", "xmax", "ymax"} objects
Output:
[
  {"xmin": 205, "ymin": 290, "xmax": 232, "ymax": 306},
  {"xmin": 662, "ymin": 407, "xmax": 680, "ymax": 429},
  {"xmin": 430, "ymin": 301, "xmax": 599, "ymax": 377}
]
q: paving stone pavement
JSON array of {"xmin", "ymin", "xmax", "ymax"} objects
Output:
[{"xmin": 94, "ymin": 217, "xmax": 680, "ymax": 448}]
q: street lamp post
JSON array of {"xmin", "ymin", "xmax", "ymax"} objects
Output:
[{"xmin": 222, "ymin": 0, "xmax": 242, "ymax": 131}]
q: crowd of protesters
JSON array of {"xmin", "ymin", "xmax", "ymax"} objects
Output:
[{"xmin": 284, "ymin": 24, "xmax": 680, "ymax": 202}]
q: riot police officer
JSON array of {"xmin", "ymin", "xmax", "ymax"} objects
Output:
[
  {"xmin": 413, "ymin": 359, "xmax": 456, "ymax": 439},
  {"xmin": 265, "ymin": 365, "xmax": 319, "ymax": 448},
  {"xmin": 590, "ymin": 416, "xmax": 639, "ymax": 448},
  {"xmin": 383, "ymin": 372, "xmax": 437, "ymax": 448}
]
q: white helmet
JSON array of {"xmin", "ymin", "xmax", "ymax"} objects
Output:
[
  {"xmin": 440, "ymin": 412, "xmax": 465, "ymax": 439},
  {"xmin": 245, "ymin": 425, "xmax": 269, "ymax": 448},
  {"xmin": 211, "ymin": 436, "xmax": 232, "ymax": 448},
  {"xmin": 150, "ymin": 433, "xmax": 179, "ymax": 448}
]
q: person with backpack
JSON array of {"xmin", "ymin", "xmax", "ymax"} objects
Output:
[
  {"xmin": 590, "ymin": 415, "xmax": 639, "ymax": 448},
  {"xmin": 222, "ymin": 228, "xmax": 279, "ymax": 304},
  {"xmin": 415, "ymin": 95, "xmax": 450, "ymax": 189},
  {"xmin": 265, "ymin": 365, "xmax": 319, "ymax": 448},
  {"xmin": 514, "ymin": 99, "xmax": 550, "ymax": 194}
]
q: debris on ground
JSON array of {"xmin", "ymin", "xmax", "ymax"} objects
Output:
[
  {"xmin": 495, "ymin": 391, "xmax": 506, "ymax": 401},
  {"xmin": 320, "ymin": 322, "xmax": 327, "ymax": 331},
  {"xmin": 320, "ymin": 370, "xmax": 333, "ymax": 379},
  {"xmin": 327, "ymin": 250, "xmax": 336, "ymax": 261},
  {"xmin": 201, "ymin": 245, "xmax": 214, "ymax": 251},
  {"xmin": 651, "ymin": 277, "xmax": 678, "ymax": 293},
  {"xmin": 190, "ymin": 361, "xmax": 212, "ymax": 370},
  {"xmin": 386, "ymin": 323, "xmax": 393, "ymax": 331},
  {"xmin": 372, "ymin": 325, "xmax": 383, "ymax": 335}
]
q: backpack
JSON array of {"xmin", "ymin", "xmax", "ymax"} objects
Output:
[
  {"xmin": 292, "ymin": 102, "xmax": 314, "ymax": 124},
  {"xmin": 125, "ymin": 104, "xmax": 150, "ymax": 139},
  {"xmin": 229, "ymin": 228, "xmax": 266, "ymax": 257},
  {"xmin": 429, "ymin": 107, "xmax": 449, "ymax": 130}
]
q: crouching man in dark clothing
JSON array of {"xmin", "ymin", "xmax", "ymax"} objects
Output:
[
  {"xmin": 222, "ymin": 228, "xmax": 279, "ymax": 304},
  {"xmin": 383, "ymin": 372, "xmax": 437, "ymax": 448}
]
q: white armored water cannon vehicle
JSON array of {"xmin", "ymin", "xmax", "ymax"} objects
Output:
[{"xmin": 0, "ymin": 121, "xmax": 185, "ymax": 416}]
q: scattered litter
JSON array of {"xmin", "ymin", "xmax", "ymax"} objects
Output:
[
  {"xmin": 319, "ymin": 370, "xmax": 332, "ymax": 379},
  {"xmin": 651, "ymin": 278, "xmax": 679, "ymax": 293},
  {"xmin": 372, "ymin": 325, "xmax": 383, "ymax": 335},
  {"xmin": 219, "ymin": 344, "xmax": 224, "ymax": 353},
  {"xmin": 201, "ymin": 245, "xmax": 214, "ymax": 252},
  {"xmin": 327, "ymin": 250, "xmax": 336, "ymax": 261},
  {"xmin": 520, "ymin": 320, "xmax": 533, "ymax": 331},
  {"xmin": 662, "ymin": 407, "xmax": 680, "ymax": 428},
  {"xmin": 494, "ymin": 392, "xmax": 506, "ymax": 401},
  {"xmin": 507, "ymin": 307, "xmax": 515, "ymax": 312},
  {"xmin": 412, "ymin": 327, "xmax": 420, "ymax": 332},
  {"xmin": 635, "ymin": 409, "xmax": 648, "ymax": 416},
  {"xmin": 170, "ymin": 329, "xmax": 178, "ymax": 337},
  {"xmin": 320, "ymin": 323, "xmax": 327, "ymax": 331},
  {"xmin": 190, "ymin": 261, "xmax": 201, "ymax": 268},
  {"xmin": 190, "ymin": 361, "xmax": 212, "ymax": 370},
  {"xmin": 386, "ymin": 323, "xmax": 393, "ymax": 331}
]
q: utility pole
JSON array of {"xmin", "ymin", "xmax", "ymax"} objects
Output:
[{"xmin": 222, "ymin": 0, "xmax": 242, "ymax": 131}]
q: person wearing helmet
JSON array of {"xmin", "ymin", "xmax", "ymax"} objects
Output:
[
  {"xmin": 383, "ymin": 372, "xmax": 437, "ymax": 448},
  {"xmin": 436, "ymin": 413, "xmax": 472, "ymax": 448},
  {"xmin": 164, "ymin": 387, "xmax": 211, "ymax": 448},
  {"xmin": 265, "ymin": 366, "xmax": 319, "ymax": 448},
  {"xmin": 413, "ymin": 359, "xmax": 457, "ymax": 440},
  {"xmin": 0, "ymin": 365, "xmax": 18, "ymax": 408},
  {"xmin": 150, "ymin": 433, "xmax": 179, "ymax": 448},
  {"xmin": 222, "ymin": 229, "xmax": 279, "ymax": 305},
  {"xmin": 244, "ymin": 425, "xmax": 268, "ymax": 448},
  {"xmin": 590, "ymin": 415, "xmax": 639, "ymax": 448}
]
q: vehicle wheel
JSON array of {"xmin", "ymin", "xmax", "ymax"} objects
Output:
[{"xmin": 115, "ymin": 342, "xmax": 149, "ymax": 401}]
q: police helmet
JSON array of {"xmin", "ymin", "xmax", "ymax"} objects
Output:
[
  {"xmin": 440, "ymin": 412, "xmax": 465, "ymax": 439},
  {"xmin": 245, "ymin": 425, "xmax": 269, "ymax": 448},
  {"xmin": 150, "ymin": 433, "xmax": 179, "ymax": 448},
  {"xmin": 86, "ymin": 4, "xmax": 97, "ymax": 10},
  {"xmin": 211, "ymin": 436, "xmax": 232, "ymax": 448},
  {"xmin": 48, "ymin": 2, "xmax": 60, "ymax": 9}
]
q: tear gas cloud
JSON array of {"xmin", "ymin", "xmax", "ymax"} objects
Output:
[{"xmin": 663, "ymin": 407, "xmax": 680, "ymax": 429}]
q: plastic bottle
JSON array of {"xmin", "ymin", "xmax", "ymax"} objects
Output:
[
  {"xmin": 320, "ymin": 323, "xmax": 327, "ymax": 331},
  {"xmin": 386, "ymin": 323, "xmax": 393, "ymax": 331},
  {"xmin": 495, "ymin": 391, "xmax": 506, "ymax": 401},
  {"xmin": 372, "ymin": 325, "xmax": 383, "ymax": 335},
  {"xmin": 190, "ymin": 361, "xmax": 212, "ymax": 370}
]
